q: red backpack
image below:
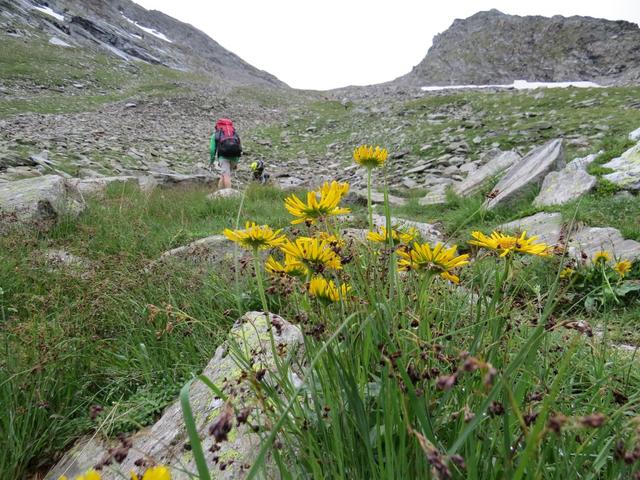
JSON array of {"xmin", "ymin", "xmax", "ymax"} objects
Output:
[{"xmin": 214, "ymin": 118, "xmax": 242, "ymax": 157}]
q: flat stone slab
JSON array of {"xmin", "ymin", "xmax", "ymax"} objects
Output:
[
  {"xmin": 156, "ymin": 235, "xmax": 236, "ymax": 266},
  {"xmin": 46, "ymin": 312, "xmax": 303, "ymax": 480},
  {"xmin": 485, "ymin": 139, "xmax": 565, "ymax": 209},
  {"xmin": 418, "ymin": 183, "xmax": 449, "ymax": 206},
  {"xmin": 151, "ymin": 172, "xmax": 216, "ymax": 187},
  {"xmin": 533, "ymin": 167, "xmax": 596, "ymax": 207},
  {"xmin": 499, "ymin": 212, "xmax": 564, "ymax": 246},
  {"xmin": 454, "ymin": 150, "xmax": 520, "ymax": 197},
  {"xmin": 629, "ymin": 127, "xmax": 640, "ymax": 142},
  {"xmin": 371, "ymin": 214, "xmax": 443, "ymax": 244},
  {"xmin": 568, "ymin": 226, "xmax": 640, "ymax": 263},
  {"xmin": 602, "ymin": 141, "xmax": 640, "ymax": 190},
  {"xmin": 0, "ymin": 175, "xmax": 85, "ymax": 232}
]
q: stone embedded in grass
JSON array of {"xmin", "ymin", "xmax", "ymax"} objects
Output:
[
  {"xmin": 499, "ymin": 212, "xmax": 564, "ymax": 246},
  {"xmin": 207, "ymin": 188, "xmax": 241, "ymax": 200},
  {"xmin": 453, "ymin": 149, "xmax": 520, "ymax": 197},
  {"xmin": 568, "ymin": 226, "xmax": 640, "ymax": 263},
  {"xmin": 66, "ymin": 176, "xmax": 140, "ymax": 198},
  {"xmin": 0, "ymin": 174, "xmax": 85, "ymax": 233},
  {"xmin": 371, "ymin": 214, "xmax": 443, "ymax": 244},
  {"xmin": 45, "ymin": 311, "xmax": 304, "ymax": 480},
  {"xmin": 602, "ymin": 141, "xmax": 640, "ymax": 191},
  {"xmin": 484, "ymin": 139, "xmax": 565, "ymax": 209},
  {"xmin": 533, "ymin": 168, "xmax": 597, "ymax": 207}
]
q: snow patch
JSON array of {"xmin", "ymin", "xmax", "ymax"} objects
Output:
[
  {"xmin": 421, "ymin": 80, "xmax": 602, "ymax": 92},
  {"xmin": 33, "ymin": 5, "xmax": 65, "ymax": 22},
  {"xmin": 122, "ymin": 15, "xmax": 173, "ymax": 43},
  {"xmin": 49, "ymin": 36, "xmax": 72, "ymax": 47}
]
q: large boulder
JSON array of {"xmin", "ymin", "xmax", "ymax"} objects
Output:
[
  {"xmin": 46, "ymin": 312, "xmax": 304, "ymax": 480},
  {"xmin": 484, "ymin": 139, "xmax": 565, "ymax": 209},
  {"xmin": 0, "ymin": 175, "xmax": 85, "ymax": 232},
  {"xmin": 454, "ymin": 150, "xmax": 520, "ymax": 197},
  {"xmin": 567, "ymin": 227, "xmax": 640, "ymax": 263},
  {"xmin": 499, "ymin": 212, "xmax": 565, "ymax": 246},
  {"xmin": 602, "ymin": 142, "xmax": 640, "ymax": 191},
  {"xmin": 533, "ymin": 168, "xmax": 597, "ymax": 207}
]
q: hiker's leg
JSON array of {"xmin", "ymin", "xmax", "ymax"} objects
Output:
[{"xmin": 219, "ymin": 159, "xmax": 232, "ymax": 188}]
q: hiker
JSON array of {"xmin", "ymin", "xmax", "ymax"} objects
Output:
[
  {"xmin": 250, "ymin": 159, "xmax": 270, "ymax": 185},
  {"xmin": 210, "ymin": 118, "xmax": 242, "ymax": 189}
]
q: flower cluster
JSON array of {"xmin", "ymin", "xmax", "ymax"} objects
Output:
[
  {"xmin": 367, "ymin": 226, "xmax": 418, "ymax": 246},
  {"xmin": 284, "ymin": 180, "xmax": 351, "ymax": 225},
  {"xmin": 223, "ymin": 222, "xmax": 286, "ymax": 251},
  {"xmin": 469, "ymin": 230, "xmax": 550, "ymax": 257},
  {"xmin": 398, "ymin": 242, "xmax": 470, "ymax": 284}
]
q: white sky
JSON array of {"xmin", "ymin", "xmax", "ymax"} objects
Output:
[{"xmin": 132, "ymin": 0, "xmax": 640, "ymax": 90}]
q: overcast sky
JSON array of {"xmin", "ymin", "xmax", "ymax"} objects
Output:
[{"xmin": 132, "ymin": 0, "xmax": 640, "ymax": 90}]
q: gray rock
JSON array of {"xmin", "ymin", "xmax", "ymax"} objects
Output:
[
  {"xmin": 49, "ymin": 36, "xmax": 72, "ymax": 47},
  {"xmin": 484, "ymin": 139, "xmax": 565, "ymax": 209},
  {"xmin": 499, "ymin": 212, "xmax": 564, "ymax": 246},
  {"xmin": 454, "ymin": 150, "xmax": 520, "ymax": 197},
  {"xmin": 405, "ymin": 162, "xmax": 432, "ymax": 174},
  {"xmin": 533, "ymin": 168, "xmax": 596, "ymax": 207},
  {"xmin": 151, "ymin": 172, "xmax": 216, "ymax": 187},
  {"xmin": 67, "ymin": 176, "xmax": 139, "ymax": 198},
  {"xmin": 277, "ymin": 176, "xmax": 306, "ymax": 190},
  {"xmin": 156, "ymin": 235, "xmax": 235, "ymax": 266},
  {"xmin": 46, "ymin": 312, "xmax": 303, "ymax": 480},
  {"xmin": 602, "ymin": 141, "xmax": 640, "ymax": 190},
  {"xmin": 207, "ymin": 188, "xmax": 241, "ymax": 200},
  {"xmin": 568, "ymin": 227, "xmax": 640, "ymax": 263},
  {"xmin": 565, "ymin": 153, "xmax": 599, "ymax": 171},
  {"xmin": 371, "ymin": 214, "xmax": 443, "ymax": 244},
  {"xmin": 629, "ymin": 127, "xmax": 640, "ymax": 142},
  {"xmin": 419, "ymin": 184, "xmax": 449, "ymax": 206},
  {"xmin": 0, "ymin": 175, "xmax": 85, "ymax": 233}
]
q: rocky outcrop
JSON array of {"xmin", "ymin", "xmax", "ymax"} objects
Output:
[
  {"xmin": 396, "ymin": 9, "xmax": 640, "ymax": 86},
  {"xmin": 46, "ymin": 312, "xmax": 304, "ymax": 480},
  {"xmin": 0, "ymin": 175, "xmax": 85, "ymax": 232},
  {"xmin": 484, "ymin": 139, "xmax": 564, "ymax": 210},
  {"xmin": 602, "ymin": 141, "xmax": 640, "ymax": 191},
  {"xmin": 454, "ymin": 150, "xmax": 520, "ymax": 197},
  {"xmin": 67, "ymin": 176, "xmax": 139, "ymax": 198}
]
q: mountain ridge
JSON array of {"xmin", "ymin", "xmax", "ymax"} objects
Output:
[{"xmin": 393, "ymin": 9, "xmax": 640, "ymax": 87}]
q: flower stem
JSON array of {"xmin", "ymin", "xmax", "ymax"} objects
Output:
[
  {"xmin": 367, "ymin": 167, "xmax": 373, "ymax": 231},
  {"xmin": 253, "ymin": 251, "xmax": 269, "ymax": 314}
]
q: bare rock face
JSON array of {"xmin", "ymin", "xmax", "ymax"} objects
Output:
[
  {"xmin": 396, "ymin": 9, "xmax": 640, "ymax": 86},
  {"xmin": 46, "ymin": 312, "xmax": 304, "ymax": 480},
  {"xmin": 484, "ymin": 139, "xmax": 564, "ymax": 210},
  {"xmin": 602, "ymin": 141, "xmax": 640, "ymax": 191},
  {"xmin": 499, "ymin": 212, "xmax": 565, "ymax": 246},
  {"xmin": 0, "ymin": 175, "xmax": 85, "ymax": 232},
  {"xmin": 454, "ymin": 150, "xmax": 520, "ymax": 197},
  {"xmin": 568, "ymin": 227, "xmax": 640, "ymax": 263}
]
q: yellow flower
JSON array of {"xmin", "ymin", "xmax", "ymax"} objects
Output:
[
  {"xmin": 397, "ymin": 242, "xmax": 469, "ymax": 283},
  {"xmin": 308, "ymin": 276, "xmax": 350, "ymax": 303},
  {"xmin": 284, "ymin": 182, "xmax": 351, "ymax": 225},
  {"xmin": 58, "ymin": 470, "xmax": 102, "ymax": 480},
  {"xmin": 559, "ymin": 267, "xmax": 575, "ymax": 279},
  {"xmin": 131, "ymin": 466, "xmax": 172, "ymax": 480},
  {"xmin": 280, "ymin": 237, "xmax": 342, "ymax": 271},
  {"xmin": 317, "ymin": 180, "xmax": 350, "ymax": 197},
  {"xmin": 223, "ymin": 222, "xmax": 286, "ymax": 251},
  {"xmin": 315, "ymin": 231, "xmax": 346, "ymax": 249},
  {"xmin": 613, "ymin": 259, "xmax": 632, "ymax": 278},
  {"xmin": 367, "ymin": 226, "xmax": 417, "ymax": 245},
  {"xmin": 593, "ymin": 251, "xmax": 611, "ymax": 264},
  {"xmin": 469, "ymin": 231, "xmax": 549, "ymax": 257},
  {"xmin": 265, "ymin": 255, "xmax": 308, "ymax": 277},
  {"xmin": 353, "ymin": 144, "xmax": 388, "ymax": 169}
]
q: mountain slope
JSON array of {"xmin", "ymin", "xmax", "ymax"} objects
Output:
[
  {"xmin": 1, "ymin": 0, "xmax": 286, "ymax": 88},
  {"xmin": 396, "ymin": 9, "xmax": 640, "ymax": 87}
]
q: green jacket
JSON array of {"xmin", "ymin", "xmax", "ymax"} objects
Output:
[{"xmin": 209, "ymin": 134, "xmax": 240, "ymax": 164}]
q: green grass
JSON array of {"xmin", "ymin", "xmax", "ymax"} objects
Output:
[{"xmin": 0, "ymin": 183, "xmax": 293, "ymax": 478}]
